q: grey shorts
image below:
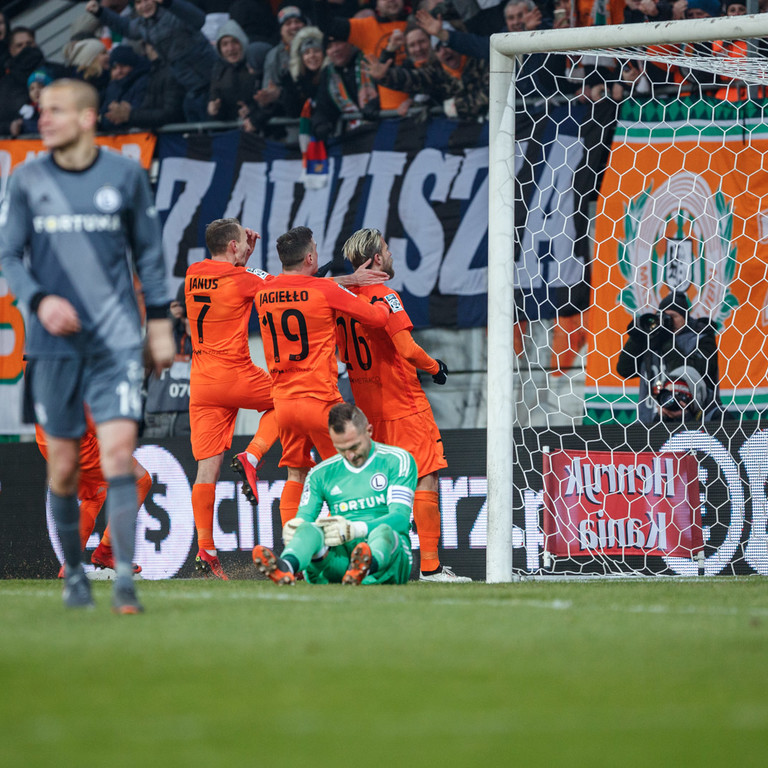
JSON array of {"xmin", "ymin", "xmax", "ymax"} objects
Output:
[{"xmin": 28, "ymin": 347, "xmax": 144, "ymax": 438}]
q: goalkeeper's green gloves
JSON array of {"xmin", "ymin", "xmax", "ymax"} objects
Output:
[{"xmin": 318, "ymin": 516, "xmax": 368, "ymax": 546}]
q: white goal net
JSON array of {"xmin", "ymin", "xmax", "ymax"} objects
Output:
[{"xmin": 487, "ymin": 15, "xmax": 768, "ymax": 581}]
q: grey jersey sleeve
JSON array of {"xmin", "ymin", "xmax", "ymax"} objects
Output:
[
  {"xmin": 125, "ymin": 164, "xmax": 168, "ymax": 312},
  {"xmin": 0, "ymin": 170, "xmax": 40, "ymax": 307}
]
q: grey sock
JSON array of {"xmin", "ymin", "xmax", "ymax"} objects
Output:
[
  {"xmin": 105, "ymin": 474, "xmax": 138, "ymax": 578},
  {"xmin": 50, "ymin": 491, "xmax": 82, "ymax": 569}
]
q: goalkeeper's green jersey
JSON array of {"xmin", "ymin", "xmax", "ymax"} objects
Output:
[{"xmin": 297, "ymin": 441, "xmax": 417, "ymax": 537}]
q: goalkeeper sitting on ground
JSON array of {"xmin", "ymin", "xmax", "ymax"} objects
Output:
[{"xmin": 252, "ymin": 403, "xmax": 416, "ymax": 585}]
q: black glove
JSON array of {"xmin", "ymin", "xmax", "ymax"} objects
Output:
[{"xmin": 432, "ymin": 359, "xmax": 448, "ymax": 385}]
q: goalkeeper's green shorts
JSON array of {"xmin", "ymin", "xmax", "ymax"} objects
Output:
[{"xmin": 304, "ymin": 525, "xmax": 412, "ymax": 585}]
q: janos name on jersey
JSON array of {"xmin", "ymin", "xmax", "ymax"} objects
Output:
[
  {"xmin": 188, "ymin": 277, "xmax": 219, "ymax": 291},
  {"xmin": 334, "ymin": 493, "xmax": 386, "ymax": 515},
  {"xmin": 259, "ymin": 290, "xmax": 309, "ymax": 305},
  {"xmin": 33, "ymin": 214, "xmax": 120, "ymax": 233}
]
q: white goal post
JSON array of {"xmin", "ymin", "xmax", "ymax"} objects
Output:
[{"xmin": 486, "ymin": 14, "xmax": 768, "ymax": 583}]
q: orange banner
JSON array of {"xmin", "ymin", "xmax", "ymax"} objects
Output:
[{"xmin": 587, "ymin": 101, "xmax": 768, "ymax": 423}]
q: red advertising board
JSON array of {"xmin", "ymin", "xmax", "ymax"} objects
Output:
[{"xmin": 542, "ymin": 449, "xmax": 703, "ymax": 558}]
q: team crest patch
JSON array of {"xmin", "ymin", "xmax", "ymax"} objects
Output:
[
  {"xmin": 247, "ymin": 268, "xmax": 269, "ymax": 279},
  {"xmin": 384, "ymin": 293, "xmax": 403, "ymax": 312},
  {"xmin": 93, "ymin": 186, "xmax": 122, "ymax": 213},
  {"xmin": 370, "ymin": 473, "xmax": 388, "ymax": 491}
]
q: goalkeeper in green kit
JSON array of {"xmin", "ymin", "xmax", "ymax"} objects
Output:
[{"xmin": 252, "ymin": 403, "xmax": 416, "ymax": 585}]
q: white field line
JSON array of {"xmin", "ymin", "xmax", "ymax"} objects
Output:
[{"xmin": 3, "ymin": 584, "xmax": 767, "ymax": 617}]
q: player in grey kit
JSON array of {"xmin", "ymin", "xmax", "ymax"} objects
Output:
[{"xmin": 0, "ymin": 79, "xmax": 174, "ymax": 613}]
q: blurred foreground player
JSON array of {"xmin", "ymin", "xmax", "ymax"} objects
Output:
[
  {"xmin": 0, "ymin": 79, "xmax": 174, "ymax": 612},
  {"xmin": 253, "ymin": 403, "xmax": 416, "ymax": 584},
  {"xmin": 340, "ymin": 229, "xmax": 470, "ymax": 582}
]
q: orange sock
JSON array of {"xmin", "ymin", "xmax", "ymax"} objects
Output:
[
  {"xmin": 192, "ymin": 483, "xmax": 217, "ymax": 551},
  {"xmin": 136, "ymin": 468, "xmax": 152, "ymax": 506},
  {"xmin": 78, "ymin": 489, "xmax": 107, "ymax": 548},
  {"xmin": 246, "ymin": 409, "xmax": 278, "ymax": 462},
  {"xmin": 414, "ymin": 489, "xmax": 441, "ymax": 572},
  {"xmin": 279, "ymin": 480, "xmax": 304, "ymax": 527}
]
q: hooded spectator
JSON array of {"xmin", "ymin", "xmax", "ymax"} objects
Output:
[
  {"xmin": 100, "ymin": 45, "xmax": 150, "ymax": 130},
  {"xmin": 208, "ymin": 19, "xmax": 255, "ymax": 121},
  {"xmin": 280, "ymin": 25, "xmax": 326, "ymax": 117},
  {"xmin": 103, "ymin": 40, "xmax": 185, "ymax": 128},
  {"xmin": 9, "ymin": 69, "xmax": 52, "ymax": 137},
  {"xmin": 86, "ymin": 0, "xmax": 218, "ymax": 121},
  {"xmin": 0, "ymin": 28, "xmax": 48, "ymax": 135}
]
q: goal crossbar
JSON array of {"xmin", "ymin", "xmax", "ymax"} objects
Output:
[{"xmin": 490, "ymin": 14, "xmax": 768, "ymax": 58}]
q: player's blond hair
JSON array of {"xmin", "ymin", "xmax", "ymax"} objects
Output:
[
  {"xmin": 342, "ymin": 228, "xmax": 383, "ymax": 270},
  {"xmin": 43, "ymin": 78, "xmax": 100, "ymax": 112}
]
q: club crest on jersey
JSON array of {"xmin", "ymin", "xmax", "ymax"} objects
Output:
[
  {"xmin": 247, "ymin": 268, "xmax": 269, "ymax": 279},
  {"xmin": 384, "ymin": 293, "xmax": 403, "ymax": 313},
  {"xmin": 93, "ymin": 185, "xmax": 122, "ymax": 213},
  {"xmin": 370, "ymin": 473, "xmax": 388, "ymax": 491}
]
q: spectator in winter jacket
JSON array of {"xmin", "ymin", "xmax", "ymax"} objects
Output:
[
  {"xmin": 9, "ymin": 69, "xmax": 52, "ymax": 137},
  {"xmin": 85, "ymin": 0, "xmax": 217, "ymax": 121},
  {"xmin": 99, "ymin": 45, "xmax": 150, "ymax": 130},
  {"xmin": 0, "ymin": 28, "xmax": 51, "ymax": 135},
  {"xmin": 314, "ymin": 0, "xmax": 410, "ymax": 110},
  {"xmin": 368, "ymin": 31, "xmax": 489, "ymax": 119},
  {"xmin": 257, "ymin": 6, "xmax": 307, "ymax": 109},
  {"xmin": 208, "ymin": 19, "xmax": 254, "ymax": 121},
  {"xmin": 311, "ymin": 34, "xmax": 378, "ymax": 140},
  {"xmin": 103, "ymin": 40, "xmax": 185, "ymax": 127},
  {"xmin": 279, "ymin": 26, "xmax": 326, "ymax": 118}
]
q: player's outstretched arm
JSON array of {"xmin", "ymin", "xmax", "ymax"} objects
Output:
[
  {"xmin": 390, "ymin": 328, "xmax": 442, "ymax": 376},
  {"xmin": 333, "ymin": 259, "xmax": 388, "ymax": 288}
]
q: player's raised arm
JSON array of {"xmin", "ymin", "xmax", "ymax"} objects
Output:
[
  {"xmin": 334, "ymin": 258, "xmax": 389, "ymax": 287},
  {"xmin": 325, "ymin": 281, "xmax": 391, "ymax": 328}
]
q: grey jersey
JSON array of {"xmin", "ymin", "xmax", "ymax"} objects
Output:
[{"xmin": 0, "ymin": 149, "xmax": 167, "ymax": 358}]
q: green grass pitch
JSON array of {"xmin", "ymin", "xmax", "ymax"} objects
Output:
[{"xmin": 1, "ymin": 577, "xmax": 767, "ymax": 768}]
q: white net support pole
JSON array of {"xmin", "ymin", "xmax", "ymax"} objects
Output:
[{"xmin": 486, "ymin": 44, "xmax": 516, "ymax": 583}]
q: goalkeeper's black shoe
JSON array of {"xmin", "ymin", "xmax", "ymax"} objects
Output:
[
  {"xmin": 252, "ymin": 545, "xmax": 295, "ymax": 585},
  {"xmin": 342, "ymin": 542, "xmax": 372, "ymax": 585}
]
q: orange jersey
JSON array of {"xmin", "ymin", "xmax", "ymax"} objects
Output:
[
  {"xmin": 347, "ymin": 16, "xmax": 408, "ymax": 110},
  {"xmin": 254, "ymin": 273, "xmax": 390, "ymax": 401},
  {"xmin": 185, "ymin": 260, "xmax": 273, "ymax": 383},
  {"xmin": 337, "ymin": 285, "xmax": 435, "ymax": 421}
]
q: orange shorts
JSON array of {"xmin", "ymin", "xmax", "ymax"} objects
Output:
[
  {"xmin": 274, "ymin": 396, "xmax": 343, "ymax": 468},
  {"xmin": 35, "ymin": 423, "xmax": 104, "ymax": 480},
  {"xmin": 370, "ymin": 409, "xmax": 447, "ymax": 478},
  {"xmin": 190, "ymin": 366, "xmax": 273, "ymax": 460}
]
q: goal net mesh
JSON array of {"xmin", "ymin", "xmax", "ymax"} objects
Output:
[{"xmin": 496, "ymin": 19, "xmax": 768, "ymax": 578}]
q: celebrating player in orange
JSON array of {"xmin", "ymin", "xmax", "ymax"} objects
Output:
[
  {"xmin": 255, "ymin": 226, "xmax": 392, "ymax": 525},
  {"xmin": 339, "ymin": 228, "xmax": 471, "ymax": 582},
  {"xmin": 186, "ymin": 218, "xmax": 279, "ymax": 579}
]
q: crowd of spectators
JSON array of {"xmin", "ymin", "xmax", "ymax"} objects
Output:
[{"xmin": 0, "ymin": 0, "xmax": 763, "ymax": 139}]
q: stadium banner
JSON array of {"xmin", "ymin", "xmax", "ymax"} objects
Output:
[
  {"xmin": 0, "ymin": 132, "xmax": 157, "ymax": 436},
  {"xmin": 2, "ymin": 423, "xmax": 768, "ymax": 580},
  {"xmin": 154, "ymin": 119, "xmax": 491, "ymax": 330},
  {"xmin": 514, "ymin": 98, "xmax": 614, "ymax": 322},
  {"xmin": 542, "ymin": 449, "xmax": 703, "ymax": 558},
  {"xmin": 586, "ymin": 98, "xmax": 768, "ymax": 422}
]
